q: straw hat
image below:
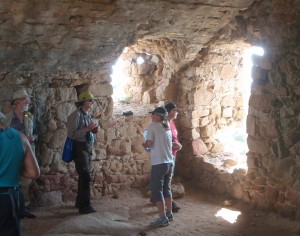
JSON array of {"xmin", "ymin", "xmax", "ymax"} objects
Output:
[
  {"xmin": 77, "ymin": 91, "xmax": 95, "ymax": 103},
  {"xmin": 11, "ymin": 89, "xmax": 32, "ymax": 105}
]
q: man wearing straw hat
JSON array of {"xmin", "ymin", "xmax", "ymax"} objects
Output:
[
  {"xmin": 4, "ymin": 88, "xmax": 38, "ymax": 219},
  {"xmin": 4, "ymin": 89, "xmax": 38, "ymax": 152},
  {"xmin": 67, "ymin": 91, "xmax": 99, "ymax": 214}
]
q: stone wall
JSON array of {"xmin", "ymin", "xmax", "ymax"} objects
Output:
[
  {"xmin": 176, "ymin": 0, "xmax": 300, "ymax": 220},
  {"xmin": 0, "ymin": 0, "xmax": 300, "ymax": 221}
]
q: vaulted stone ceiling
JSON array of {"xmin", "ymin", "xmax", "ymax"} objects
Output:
[{"xmin": 0, "ymin": 0, "xmax": 255, "ymax": 75}]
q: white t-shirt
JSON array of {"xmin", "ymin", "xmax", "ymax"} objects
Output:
[{"xmin": 146, "ymin": 122, "xmax": 174, "ymax": 166}]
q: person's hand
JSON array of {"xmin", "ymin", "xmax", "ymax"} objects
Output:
[
  {"xmin": 91, "ymin": 125, "xmax": 99, "ymax": 134},
  {"xmin": 86, "ymin": 123, "xmax": 98, "ymax": 132},
  {"xmin": 173, "ymin": 142, "xmax": 182, "ymax": 150},
  {"xmin": 27, "ymin": 135, "xmax": 35, "ymax": 142}
]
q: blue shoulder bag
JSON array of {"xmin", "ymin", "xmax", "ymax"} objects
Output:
[{"xmin": 62, "ymin": 137, "xmax": 73, "ymax": 163}]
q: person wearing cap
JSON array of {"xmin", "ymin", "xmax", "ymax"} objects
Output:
[
  {"xmin": 4, "ymin": 89, "xmax": 38, "ymax": 219},
  {"xmin": 67, "ymin": 91, "xmax": 99, "ymax": 214},
  {"xmin": 0, "ymin": 111, "xmax": 40, "ymax": 235},
  {"xmin": 165, "ymin": 102, "xmax": 182, "ymax": 213},
  {"xmin": 4, "ymin": 89, "xmax": 38, "ymax": 152},
  {"xmin": 142, "ymin": 107, "xmax": 174, "ymax": 227}
]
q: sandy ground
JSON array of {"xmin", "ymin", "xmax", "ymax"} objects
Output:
[{"xmin": 22, "ymin": 185, "xmax": 300, "ymax": 236}]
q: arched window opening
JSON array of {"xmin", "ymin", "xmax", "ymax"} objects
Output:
[{"xmin": 110, "ymin": 47, "xmax": 160, "ymax": 115}]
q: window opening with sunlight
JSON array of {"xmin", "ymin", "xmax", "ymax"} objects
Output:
[
  {"xmin": 110, "ymin": 47, "xmax": 155, "ymax": 116},
  {"xmin": 213, "ymin": 46, "xmax": 264, "ymax": 173},
  {"xmin": 111, "ymin": 49, "xmax": 131, "ymax": 104}
]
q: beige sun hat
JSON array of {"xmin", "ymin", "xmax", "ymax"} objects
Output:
[{"xmin": 11, "ymin": 89, "xmax": 32, "ymax": 105}]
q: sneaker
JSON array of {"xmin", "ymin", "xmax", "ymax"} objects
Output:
[
  {"xmin": 150, "ymin": 216, "xmax": 169, "ymax": 227},
  {"xmin": 166, "ymin": 211, "xmax": 173, "ymax": 222},
  {"xmin": 172, "ymin": 201, "xmax": 181, "ymax": 213},
  {"xmin": 79, "ymin": 205, "xmax": 96, "ymax": 214}
]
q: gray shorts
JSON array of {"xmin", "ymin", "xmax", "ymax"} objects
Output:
[{"xmin": 151, "ymin": 163, "xmax": 173, "ymax": 202}]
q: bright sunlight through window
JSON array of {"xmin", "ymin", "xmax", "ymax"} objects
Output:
[
  {"xmin": 214, "ymin": 46, "xmax": 264, "ymax": 173},
  {"xmin": 136, "ymin": 56, "xmax": 145, "ymax": 65},
  {"xmin": 111, "ymin": 57, "xmax": 130, "ymax": 101},
  {"xmin": 215, "ymin": 208, "xmax": 241, "ymax": 224},
  {"xmin": 111, "ymin": 51, "xmax": 145, "ymax": 102}
]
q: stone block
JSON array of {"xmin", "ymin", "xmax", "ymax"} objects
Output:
[
  {"xmin": 132, "ymin": 175, "xmax": 150, "ymax": 188},
  {"xmin": 260, "ymin": 118, "xmax": 279, "ymax": 139},
  {"xmin": 213, "ymin": 180, "xmax": 226, "ymax": 194},
  {"xmin": 222, "ymin": 107, "xmax": 233, "ymax": 118},
  {"xmin": 210, "ymin": 141, "xmax": 224, "ymax": 153},
  {"xmin": 90, "ymin": 83, "xmax": 113, "ymax": 97},
  {"xmin": 110, "ymin": 160, "xmax": 124, "ymax": 172},
  {"xmin": 131, "ymin": 135, "xmax": 145, "ymax": 153},
  {"xmin": 56, "ymin": 87, "xmax": 77, "ymax": 102},
  {"xmin": 37, "ymin": 191, "xmax": 63, "ymax": 206},
  {"xmin": 194, "ymin": 90, "xmax": 214, "ymax": 106},
  {"xmin": 199, "ymin": 116, "xmax": 209, "ymax": 127},
  {"xmin": 220, "ymin": 64, "xmax": 236, "ymax": 79},
  {"xmin": 56, "ymin": 102, "xmax": 76, "ymax": 122},
  {"xmin": 286, "ymin": 189, "xmax": 300, "ymax": 208},
  {"xmin": 218, "ymin": 172, "xmax": 233, "ymax": 183},
  {"xmin": 246, "ymin": 115, "xmax": 256, "ymax": 136},
  {"xmin": 107, "ymin": 139, "xmax": 131, "ymax": 155},
  {"xmin": 221, "ymin": 95, "xmax": 235, "ymax": 107},
  {"xmin": 49, "ymin": 129, "xmax": 67, "ymax": 149},
  {"xmin": 232, "ymin": 182, "xmax": 244, "ymax": 200},
  {"xmin": 191, "ymin": 129, "xmax": 200, "ymax": 139},
  {"xmin": 192, "ymin": 139, "xmax": 208, "ymax": 155},
  {"xmin": 142, "ymin": 161, "xmax": 151, "ymax": 174},
  {"xmin": 172, "ymin": 183, "xmax": 185, "ymax": 199},
  {"xmin": 249, "ymin": 94, "xmax": 274, "ymax": 113},
  {"xmin": 192, "ymin": 108, "xmax": 210, "ymax": 118},
  {"xmin": 200, "ymin": 124, "xmax": 215, "ymax": 138},
  {"xmin": 247, "ymin": 136, "xmax": 269, "ymax": 155}
]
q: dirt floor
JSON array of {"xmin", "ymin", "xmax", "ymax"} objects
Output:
[{"xmin": 22, "ymin": 184, "xmax": 300, "ymax": 236}]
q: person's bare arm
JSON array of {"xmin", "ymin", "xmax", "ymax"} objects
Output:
[{"xmin": 20, "ymin": 133, "xmax": 40, "ymax": 179}]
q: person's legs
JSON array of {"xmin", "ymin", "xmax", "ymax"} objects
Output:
[
  {"xmin": 19, "ymin": 188, "xmax": 36, "ymax": 219},
  {"xmin": 170, "ymin": 160, "xmax": 181, "ymax": 212},
  {"xmin": 162, "ymin": 163, "xmax": 173, "ymax": 212},
  {"xmin": 155, "ymin": 200, "xmax": 165, "ymax": 218},
  {"xmin": 73, "ymin": 141, "xmax": 95, "ymax": 214},
  {"xmin": 150, "ymin": 164, "xmax": 170, "ymax": 227},
  {"xmin": 0, "ymin": 190, "xmax": 20, "ymax": 236}
]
